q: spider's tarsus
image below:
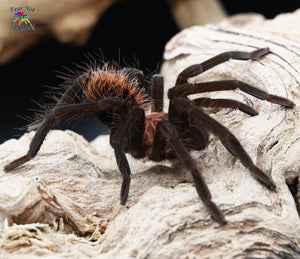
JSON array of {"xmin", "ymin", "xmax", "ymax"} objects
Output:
[
  {"xmin": 120, "ymin": 178, "xmax": 130, "ymax": 205},
  {"xmin": 238, "ymin": 104, "xmax": 258, "ymax": 116},
  {"xmin": 267, "ymin": 95, "xmax": 295, "ymax": 108},
  {"xmin": 4, "ymin": 155, "xmax": 32, "ymax": 171},
  {"xmin": 250, "ymin": 48, "xmax": 270, "ymax": 60},
  {"xmin": 249, "ymin": 166, "xmax": 277, "ymax": 190},
  {"xmin": 206, "ymin": 200, "xmax": 227, "ymax": 225}
]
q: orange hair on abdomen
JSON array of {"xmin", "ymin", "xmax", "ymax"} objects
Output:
[{"xmin": 83, "ymin": 64, "xmax": 149, "ymax": 110}]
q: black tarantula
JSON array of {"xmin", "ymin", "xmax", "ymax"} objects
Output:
[{"xmin": 4, "ymin": 48, "xmax": 295, "ymax": 225}]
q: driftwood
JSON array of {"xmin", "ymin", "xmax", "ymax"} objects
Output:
[
  {"xmin": 0, "ymin": 0, "xmax": 117, "ymax": 63},
  {"xmin": 0, "ymin": 9, "xmax": 300, "ymax": 259},
  {"xmin": 0, "ymin": 0, "xmax": 225, "ymax": 63},
  {"xmin": 166, "ymin": 0, "xmax": 226, "ymax": 28}
]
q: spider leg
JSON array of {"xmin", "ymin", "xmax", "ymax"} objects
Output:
[
  {"xmin": 110, "ymin": 107, "xmax": 145, "ymax": 204},
  {"xmin": 149, "ymin": 119, "xmax": 167, "ymax": 161},
  {"xmin": 28, "ymin": 74, "xmax": 87, "ymax": 131},
  {"xmin": 4, "ymin": 98, "xmax": 126, "ymax": 171},
  {"xmin": 171, "ymin": 97, "xmax": 277, "ymax": 190},
  {"xmin": 193, "ymin": 97, "xmax": 258, "ymax": 116},
  {"xmin": 176, "ymin": 48, "xmax": 270, "ymax": 85},
  {"xmin": 168, "ymin": 80, "xmax": 295, "ymax": 108},
  {"xmin": 56, "ymin": 74, "xmax": 87, "ymax": 106},
  {"xmin": 151, "ymin": 74, "xmax": 164, "ymax": 112},
  {"xmin": 168, "ymin": 99, "xmax": 209, "ymax": 151},
  {"xmin": 152, "ymin": 120, "xmax": 227, "ymax": 225}
]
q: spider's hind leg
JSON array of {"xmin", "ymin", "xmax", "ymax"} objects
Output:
[
  {"xmin": 28, "ymin": 74, "xmax": 87, "ymax": 131},
  {"xmin": 4, "ymin": 75, "xmax": 87, "ymax": 171}
]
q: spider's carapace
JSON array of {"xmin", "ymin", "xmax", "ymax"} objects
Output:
[{"xmin": 4, "ymin": 48, "xmax": 295, "ymax": 225}]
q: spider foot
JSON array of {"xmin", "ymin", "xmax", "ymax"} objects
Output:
[
  {"xmin": 4, "ymin": 155, "xmax": 32, "ymax": 171},
  {"xmin": 267, "ymin": 95, "xmax": 295, "ymax": 108},
  {"xmin": 250, "ymin": 48, "xmax": 270, "ymax": 60},
  {"xmin": 249, "ymin": 166, "xmax": 276, "ymax": 190},
  {"xmin": 120, "ymin": 178, "xmax": 130, "ymax": 205},
  {"xmin": 206, "ymin": 200, "xmax": 227, "ymax": 225}
]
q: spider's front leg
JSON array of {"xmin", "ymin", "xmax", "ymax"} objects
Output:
[
  {"xmin": 4, "ymin": 98, "xmax": 126, "ymax": 171},
  {"xmin": 175, "ymin": 48, "xmax": 270, "ymax": 85},
  {"xmin": 169, "ymin": 80, "xmax": 295, "ymax": 108},
  {"xmin": 151, "ymin": 120, "xmax": 227, "ymax": 225},
  {"xmin": 171, "ymin": 97, "xmax": 277, "ymax": 190},
  {"xmin": 110, "ymin": 107, "xmax": 145, "ymax": 204}
]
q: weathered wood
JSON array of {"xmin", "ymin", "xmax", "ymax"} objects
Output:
[
  {"xmin": 0, "ymin": 0, "xmax": 226, "ymax": 64},
  {"xmin": 0, "ymin": 0, "xmax": 117, "ymax": 63},
  {"xmin": 166, "ymin": 0, "xmax": 226, "ymax": 28}
]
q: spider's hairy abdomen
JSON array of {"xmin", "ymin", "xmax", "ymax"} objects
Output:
[{"xmin": 82, "ymin": 65, "xmax": 149, "ymax": 110}]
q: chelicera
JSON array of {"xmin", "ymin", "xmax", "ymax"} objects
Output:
[{"xmin": 4, "ymin": 48, "xmax": 295, "ymax": 225}]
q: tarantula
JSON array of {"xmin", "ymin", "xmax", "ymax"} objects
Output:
[{"xmin": 4, "ymin": 48, "xmax": 295, "ymax": 225}]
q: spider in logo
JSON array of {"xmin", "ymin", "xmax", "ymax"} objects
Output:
[{"xmin": 4, "ymin": 48, "xmax": 295, "ymax": 225}]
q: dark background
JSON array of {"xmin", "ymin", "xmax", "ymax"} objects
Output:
[{"xmin": 1, "ymin": 0, "xmax": 299, "ymax": 144}]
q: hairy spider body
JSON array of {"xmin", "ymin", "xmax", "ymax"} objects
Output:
[
  {"xmin": 83, "ymin": 66, "xmax": 148, "ymax": 108},
  {"xmin": 4, "ymin": 48, "xmax": 295, "ymax": 225}
]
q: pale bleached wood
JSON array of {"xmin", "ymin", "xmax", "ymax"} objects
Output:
[
  {"xmin": 0, "ymin": 0, "xmax": 116, "ymax": 63},
  {"xmin": 0, "ymin": 0, "xmax": 226, "ymax": 64},
  {"xmin": 166, "ymin": 0, "xmax": 227, "ymax": 28},
  {"xmin": 0, "ymin": 10, "xmax": 300, "ymax": 259}
]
